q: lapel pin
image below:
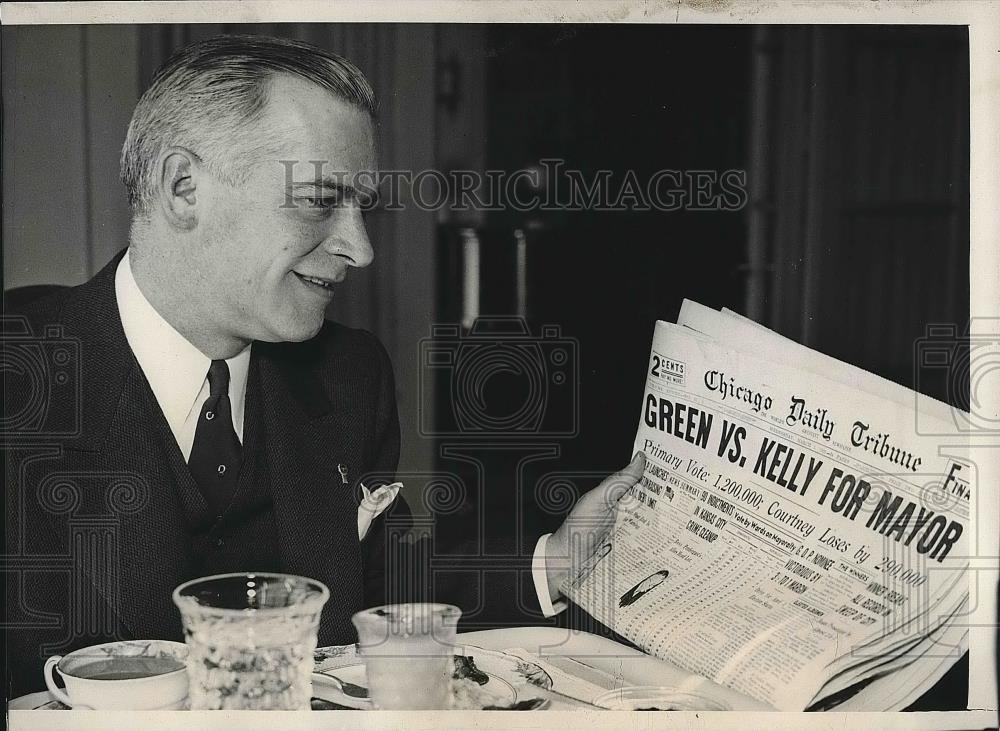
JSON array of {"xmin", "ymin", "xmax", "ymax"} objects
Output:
[{"xmin": 337, "ymin": 463, "xmax": 349, "ymax": 485}]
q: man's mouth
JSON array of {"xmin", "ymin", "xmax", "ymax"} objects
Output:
[{"xmin": 294, "ymin": 272, "xmax": 338, "ymax": 292}]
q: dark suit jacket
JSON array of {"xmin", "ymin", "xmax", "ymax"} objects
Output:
[{"xmin": 3, "ymin": 254, "xmax": 413, "ymax": 696}]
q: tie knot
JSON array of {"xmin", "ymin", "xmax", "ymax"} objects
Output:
[{"xmin": 207, "ymin": 360, "xmax": 230, "ymax": 397}]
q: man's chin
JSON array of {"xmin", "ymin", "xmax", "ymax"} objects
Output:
[{"xmin": 258, "ymin": 316, "xmax": 325, "ymax": 344}]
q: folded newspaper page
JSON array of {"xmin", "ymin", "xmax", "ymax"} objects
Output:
[{"xmin": 561, "ymin": 302, "xmax": 971, "ymax": 711}]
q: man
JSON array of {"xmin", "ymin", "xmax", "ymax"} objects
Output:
[{"xmin": 3, "ymin": 34, "xmax": 643, "ymax": 697}]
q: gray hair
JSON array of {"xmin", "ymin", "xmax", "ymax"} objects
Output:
[{"xmin": 120, "ymin": 34, "xmax": 377, "ymax": 216}]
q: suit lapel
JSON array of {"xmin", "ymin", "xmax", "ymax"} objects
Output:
[
  {"xmin": 41, "ymin": 254, "xmax": 192, "ymax": 640},
  {"xmin": 90, "ymin": 366, "xmax": 194, "ymax": 640},
  {"xmin": 256, "ymin": 348, "xmax": 365, "ymax": 642}
]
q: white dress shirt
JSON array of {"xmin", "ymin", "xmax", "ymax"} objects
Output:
[
  {"xmin": 533, "ymin": 533, "xmax": 569, "ymax": 617},
  {"xmin": 114, "ymin": 249, "xmax": 565, "ymax": 615},
  {"xmin": 115, "ymin": 251, "xmax": 251, "ymax": 461}
]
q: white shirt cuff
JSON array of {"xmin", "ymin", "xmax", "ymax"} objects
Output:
[{"xmin": 532, "ymin": 533, "xmax": 569, "ymax": 617}]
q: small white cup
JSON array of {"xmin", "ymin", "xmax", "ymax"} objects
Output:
[{"xmin": 43, "ymin": 640, "xmax": 189, "ymax": 710}]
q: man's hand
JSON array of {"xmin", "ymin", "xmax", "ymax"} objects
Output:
[{"xmin": 544, "ymin": 452, "xmax": 646, "ymax": 601}]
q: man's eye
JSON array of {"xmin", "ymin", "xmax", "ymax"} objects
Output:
[
  {"xmin": 301, "ymin": 196, "xmax": 337, "ymax": 209},
  {"xmin": 293, "ymin": 196, "xmax": 341, "ymax": 218}
]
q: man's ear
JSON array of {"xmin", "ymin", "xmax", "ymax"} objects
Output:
[{"xmin": 157, "ymin": 148, "xmax": 201, "ymax": 230}]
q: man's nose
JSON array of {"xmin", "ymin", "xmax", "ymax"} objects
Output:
[{"xmin": 323, "ymin": 207, "xmax": 374, "ymax": 268}]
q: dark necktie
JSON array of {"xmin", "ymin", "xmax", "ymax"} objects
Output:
[{"xmin": 188, "ymin": 360, "xmax": 242, "ymax": 516}]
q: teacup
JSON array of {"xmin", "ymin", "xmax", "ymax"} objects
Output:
[{"xmin": 43, "ymin": 640, "xmax": 188, "ymax": 709}]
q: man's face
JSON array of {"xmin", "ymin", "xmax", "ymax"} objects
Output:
[{"xmin": 196, "ymin": 73, "xmax": 377, "ymax": 344}]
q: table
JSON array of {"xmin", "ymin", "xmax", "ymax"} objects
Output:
[{"xmin": 9, "ymin": 627, "xmax": 996, "ymax": 730}]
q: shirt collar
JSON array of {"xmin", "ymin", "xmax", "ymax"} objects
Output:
[{"xmin": 115, "ymin": 250, "xmax": 251, "ymax": 435}]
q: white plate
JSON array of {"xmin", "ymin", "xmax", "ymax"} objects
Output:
[
  {"xmin": 312, "ymin": 644, "xmax": 553, "ymax": 710},
  {"xmin": 8, "ymin": 691, "xmax": 66, "ymax": 711},
  {"xmin": 7, "ymin": 692, "xmax": 188, "ymax": 711}
]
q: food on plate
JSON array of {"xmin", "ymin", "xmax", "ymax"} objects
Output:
[
  {"xmin": 450, "ymin": 675, "xmax": 501, "ymax": 709},
  {"xmin": 452, "ymin": 655, "xmax": 489, "ymax": 685}
]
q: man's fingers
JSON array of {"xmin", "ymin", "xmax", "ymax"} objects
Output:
[{"xmin": 602, "ymin": 451, "xmax": 646, "ymax": 507}]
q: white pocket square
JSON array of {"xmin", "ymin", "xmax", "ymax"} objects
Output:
[{"xmin": 357, "ymin": 481, "xmax": 402, "ymax": 540}]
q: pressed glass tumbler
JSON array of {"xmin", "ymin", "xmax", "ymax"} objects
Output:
[{"xmin": 173, "ymin": 572, "xmax": 329, "ymax": 710}]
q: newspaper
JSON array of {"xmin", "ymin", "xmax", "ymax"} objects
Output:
[{"xmin": 561, "ymin": 301, "xmax": 971, "ymax": 711}]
